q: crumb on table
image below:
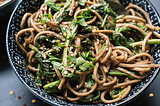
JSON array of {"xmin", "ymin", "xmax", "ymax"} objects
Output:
[
  {"xmin": 149, "ymin": 93, "xmax": 154, "ymax": 97},
  {"xmin": 10, "ymin": 91, "xmax": 14, "ymax": 95},
  {"xmin": 32, "ymin": 99, "xmax": 36, "ymax": 103}
]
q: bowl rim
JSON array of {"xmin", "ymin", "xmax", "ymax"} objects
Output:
[
  {"xmin": 0, "ymin": 0, "xmax": 15, "ymax": 9},
  {"xmin": 6, "ymin": 0, "xmax": 160, "ymax": 105}
]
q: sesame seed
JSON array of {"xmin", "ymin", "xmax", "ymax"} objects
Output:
[
  {"xmin": 73, "ymin": 66, "xmax": 76, "ymax": 70},
  {"xmin": 89, "ymin": 98, "xmax": 92, "ymax": 101},
  {"xmin": 69, "ymin": 51, "xmax": 73, "ymax": 54},
  {"xmin": 97, "ymin": 39, "xmax": 100, "ymax": 44},
  {"xmin": 71, "ymin": 64, "xmax": 74, "ymax": 67},
  {"xmin": 76, "ymin": 85, "xmax": 79, "ymax": 88},
  {"xmin": 64, "ymin": 71, "xmax": 68, "ymax": 75},
  {"xmin": 70, "ymin": 47, "xmax": 73, "ymax": 50},
  {"xmin": 77, "ymin": 58, "xmax": 80, "ymax": 62},
  {"xmin": 127, "ymin": 71, "xmax": 130, "ymax": 74}
]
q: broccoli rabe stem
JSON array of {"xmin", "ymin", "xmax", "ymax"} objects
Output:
[
  {"xmin": 58, "ymin": 40, "xmax": 69, "ymax": 90},
  {"xmin": 110, "ymin": 88, "xmax": 126, "ymax": 99},
  {"xmin": 35, "ymin": 64, "xmax": 42, "ymax": 87},
  {"xmin": 101, "ymin": 14, "xmax": 108, "ymax": 27},
  {"xmin": 29, "ymin": 44, "xmax": 39, "ymax": 52},
  {"xmin": 62, "ymin": 25, "xmax": 78, "ymax": 65},
  {"xmin": 108, "ymin": 71, "xmax": 134, "ymax": 79},
  {"xmin": 59, "ymin": 24, "xmax": 78, "ymax": 90},
  {"xmin": 130, "ymin": 39, "xmax": 160, "ymax": 46},
  {"xmin": 62, "ymin": 40, "xmax": 70, "ymax": 66}
]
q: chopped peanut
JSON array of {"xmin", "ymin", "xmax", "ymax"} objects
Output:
[
  {"xmin": 63, "ymin": 32, "xmax": 67, "ymax": 37},
  {"xmin": 32, "ymin": 99, "xmax": 36, "ymax": 103},
  {"xmin": 70, "ymin": 69, "xmax": 75, "ymax": 73},
  {"xmin": 53, "ymin": 74, "xmax": 56, "ymax": 77},
  {"xmin": 41, "ymin": 75, "xmax": 45, "ymax": 79},
  {"xmin": 149, "ymin": 93, "xmax": 154, "ymax": 97},
  {"xmin": 10, "ymin": 91, "xmax": 14, "ymax": 95}
]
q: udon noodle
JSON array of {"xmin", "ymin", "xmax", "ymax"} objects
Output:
[{"xmin": 15, "ymin": 0, "xmax": 160, "ymax": 104}]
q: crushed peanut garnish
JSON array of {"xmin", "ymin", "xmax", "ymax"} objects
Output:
[
  {"xmin": 149, "ymin": 93, "xmax": 154, "ymax": 97},
  {"xmin": 10, "ymin": 91, "xmax": 14, "ymax": 95},
  {"xmin": 31, "ymin": 99, "xmax": 36, "ymax": 103}
]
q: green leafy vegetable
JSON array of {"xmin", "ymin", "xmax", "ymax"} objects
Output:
[
  {"xmin": 100, "ymin": 43, "xmax": 106, "ymax": 51},
  {"xmin": 110, "ymin": 27, "xmax": 137, "ymax": 51},
  {"xmin": 110, "ymin": 88, "xmax": 126, "ymax": 99},
  {"xmin": 44, "ymin": 71, "xmax": 56, "ymax": 77},
  {"xmin": 79, "ymin": 62, "xmax": 93, "ymax": 71},
  {"xmin": 51, "ymin": 61, "xmax": 64, "ymax": 71},
  {"xmin": 81, "ymin": 51, "xmax": 92, "ymax": 59},
  {"xmin": 67, "ymin": 55, "xmax": 95, "ymax": 71},
  {"xmin": 82, "ymin": 38, "xmax": 92, "ymax": 45},
  {"xmin": 29, "ymin": 44, "xmax": 39, "ymax": 52},
  {"xmin": 35, "ymin": 35, "xmax": 52, "ymax": 47},
  {"xmin": 86, "ymin": 74, "xmax": 95, "ymax": 88},
  {"xmin": 76, "ymin": 18, "xmax": 87, "ymax": 27},
  {"xmin": 78, "ymin": 0, "xmax": 87, "ymax": 6},
  {"xmin": 43, "ymin": 80, "xmax": 62, "ymax": 93},
  {"xmin": 45, "ymin": 0, "xmax": 60, "ymax": 11},
  {"xmin": 87, "ymin": 74, "xmax": 95, "ymax": 87},
  {"xmin": 55, "ymin": 3, "xmax": 70, "ymax": 23},
  {"xmin": 40, "ymin": 14, "xmax": 53, "ymax": 23},
  {"xmin": 35, "ymin": 64, "xmax": 42, "ymax": 87},
  {"xmin": 101, "ymin": 14, "xmax": 108, "ymax": 27},
  {"xmin": 83, "ymin": 25, "xmax": 99, "ymax": 32},
  {"xmin": 47, "ymin": 54, "xmax": 62, "ymax": 61},
  {"xmin": 67, "ymin": 55, "xmax": 77, "ymax": 63},
  {"xmin": 76, "ymin": 57, "xmax": 95, "ymax": 71},
  {"xmin": 116, "ymin": 15, "xmax": 124, "ymax": 20},
  {"xmin": 130, "ymin": 39, "xmax": 160, "ymax": 46},
  {"xmin": 76, "ymin": 8, "xmax": 93, "ymax": 19},
  {"xmin": 108, "ymin": 71, "xmax": 135, "ymax": 79},
  {"xmin": 60, "ymin": 25, "xmax": 77, "ymax": 41},
  {"xmin": 76, "ymin": 57, "xmax": 86, "ymax": 66}
]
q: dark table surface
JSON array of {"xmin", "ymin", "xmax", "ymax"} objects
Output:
[{"xmin": 1, "ymin": 0, "xmax": 160, "ymax": 106}]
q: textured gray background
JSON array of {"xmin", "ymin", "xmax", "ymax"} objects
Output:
[{"xmin": 0, "ymin": 0, "xmax": 160, "ymax": 106}]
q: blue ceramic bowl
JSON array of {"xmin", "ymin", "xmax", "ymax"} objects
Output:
[{"xmin": 6, "ymin": 0, "xmax": 160, "ymax": 105}]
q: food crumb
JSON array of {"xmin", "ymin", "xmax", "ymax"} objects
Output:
[
  {"xmin": 2, "ymin": 55, "xmax": 6, "ymax": 60},
  {"xmin": 32, "ymin": 99, "xmax": 36, "ymax": 103},
  {"xmin": 18, "ymin": 96, "xmax": 21, "ymax": 99},
  {"xmin": 23, "ymin": 103, "xmax": 27, "ymax": 106},
  {"xmin": 149, "ymin": 93, "xmax": 154, "ymax": 97},
  {"xmin": 10, "ymin": 91, "xmax": 14, "ymax": 95}
]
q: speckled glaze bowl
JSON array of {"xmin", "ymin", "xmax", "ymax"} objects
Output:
[{"xmin": 6, "ymin": 0, "xmax": 160, "ymax": 105}]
